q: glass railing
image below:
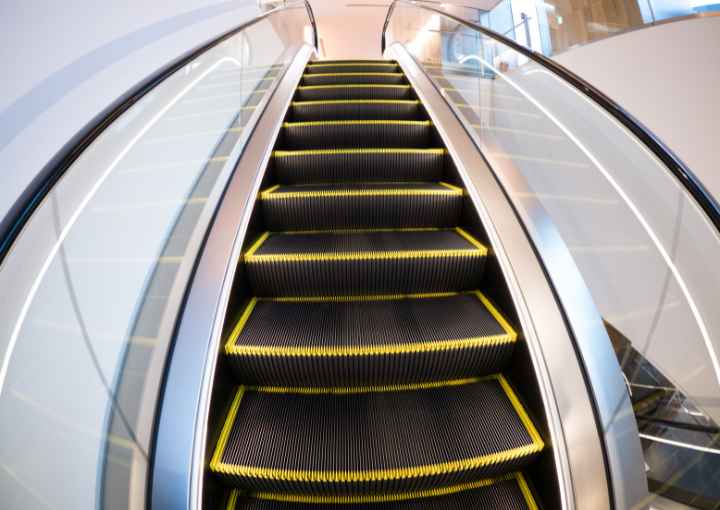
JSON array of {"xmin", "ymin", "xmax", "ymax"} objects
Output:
[
  {"xmin": 432, "ymin": 0, "xmax": 719, "ymax": 57},
  {"xmin": 385, "ymin": 1, "xmax": 720, "ymax": 507},
  {"xmin": 0, "ymin": 3, "xmax": 314, "ymax": 509}
]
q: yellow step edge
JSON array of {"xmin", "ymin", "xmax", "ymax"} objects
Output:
[
  {"xmin": 279, "ymin": 227, "xmax": 444, "ymax": 235},
  {"xmin": 259, "ymin": 183, "xmax": 461, "ymax": 200},
  {"xmin": 224, "ymin": 291, "xmax": 517, "ymax": 357},
  {"xmin": 209, "ymin": 374, "xmax": 544, "ymax": 482},
  {"xmin": 291, "ymin": 99, "xmax": 419, "ymax": 106},
  {"xmin": 227, "ymin": 472, "xmax": 538, "ymax": 506},
  {"xmin": 251, "ymin": 377, "xmax": 485, "ymax": 394},
  {"xmin": 243, "ymin": 227, "xmax": 488, "ymax": 263},
  {"xmin": 303, "ymin": 72, "xmax": 404, "ymax": 78},
  {"xmin": 307, "ymin": 62, "xmax": 398, "ymax": 68},
  {"xmin": 272, "ymin": 147, "xmax": 446, "ymax": 157},
  {"xmin": 297, "ymin": 84, "xmax": 410, "ymax": 90},
  {"xmin": 282, "ymin": 119, "xmax": 431, "ymax": 127}
]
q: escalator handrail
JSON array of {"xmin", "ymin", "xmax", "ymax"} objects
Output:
[
  {"xmin": 381, "ymin": 0, "xmax": 720, "ymax": 234},
  {"xmin": 0, "ymin": 0, "xmax": 318, "ymax": 266}
]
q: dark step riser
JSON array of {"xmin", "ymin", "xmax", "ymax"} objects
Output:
[
  {"xmin": 262, "ymin": 195, "xmax": 462, "ymax": 230},
  {"xmin": 302, "ymin": 75, "xmax": 406, "ymax": 85},
  {"xmin": 281, "ymin": 124, "xmax": 431, "ymax": 149},
  {"xmin": 305, "ymin": 65, "xmax": 400, "ymax": 74},
  {"xmin": 228, "ymin": 346, "xmax": 514, "ymax": 387},
  {"xmin": 291, "ymin": 103, "xmax": 421, "ymax": 121},
  {"xmin": 246, "ymin": 257, "xmax": 485, "ymax": 296},
  {"xmin": 296, "ymin": 88, "xmax": 412, "ymax": 101},
  {"xmin": 273, "ymin": 153, "xmax": 445, "ymax": 184}
]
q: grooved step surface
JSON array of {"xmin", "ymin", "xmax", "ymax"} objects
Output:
[
  {"xmin": 211, "ymin": 377, "xmax": 543, "ymax": 494},
  {"xmin": 227, "ymin": 473, "xmax": 537, "ymax": 508},
  {"xmin": 301, "ymin": 72, "xmax": 406, "ymax": 85},
  {"xmin": 296, "ymin": 85, "xmax": 412, "ymax": 101},
  {"xmin": 244, "ymin": 229, "xmax": 487, "ymax": 296},
  {"xmin": 226, "ymin": 292, "xmax": 516, "ymax": 386},
  {"xmin": 305, "ymin": 63, "xmax": 400, "ymax": 74},
  {"xmin": 261, "ymin": 182, "xmax": 463, "ymax": 230},
  {"xmin": 272, "ymin": 148, "xmax": 445, "ymax": 184},
  {"xmin": 280, "ymin": 120, "xmax": 432, "ymax": 149},
  {"xmin": 290, "ymin": 100, "xmax": 421, "ymax": 121}
]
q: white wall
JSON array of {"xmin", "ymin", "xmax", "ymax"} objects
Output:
[
  {"xmin": 0, "ymin": 0, "xmax": 264, "ymax": 234},
  {"xmin": 554, "ymin": 16, "xmax": 720, "ymax": 202}
]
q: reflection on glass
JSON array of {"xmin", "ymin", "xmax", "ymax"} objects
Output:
[
  {"xmin": 434, "ymin": 0, "xmax": 711, "ymax": 57},
  {"xmin": 0, "ymin": 5, "xmax": 311, "ymax": 510},
  {"xmin": 387, "ymin": 2, "xmax": 720, "ymax": 507}
]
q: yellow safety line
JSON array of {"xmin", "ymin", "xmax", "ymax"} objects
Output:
[
  {"xmin": 226, "ymin": 490, "xmax": 239, "ymax": 510},
  {"xmin": 273, "ymin": 147, "xmax": 445, "ymax": 157},
  {"xmin": 307, "ymin": 62, "xmax": 397, "ymax": 68},
  {"xmin": 439, "ymin": 181, "xmax": 464, "ymax": 193},
  {"xmin": 517, "ymin": 472, "xmax": 540, "ymax": 510},
  {"xmin": 223, "ymin": 297, "xmax": 258, "ymax": 355},
  {"xmin": 297, "ymin": 84, "xmax": 410, "ymax": 90},
  {"xmin": 260, "ymin": 185, "xmax": 461, "ymax": 200},
  {"xmin": 283, "ymin": 119, "xmax": 430, "ymax": 128},
  {"xmin": 247, "ymin": 473, "xmax": 520, "ymax": 504},
  {"xmin": 266, "ymin": 291, "xmax": 459, "ymax": 302},
  {"xmin": 209, "ymin": 387, "xmax": 245, "ymax": 468},
  {"xmin": 303, "ymin": 72, "xmax": 404, "ymax": 78},
  {"xmin": 280, "ymin": 227, "xmax": 443, "ymax": 235},
  {"xmin": 244, "ymin": 232, "xmax": 270, "ymax": 258},
  {"xmin": 496, "ymin": 374, "xmax": 545, "ymax": 448},
  {"xmin": 225, "ymin": 291, "xmax": 516, "ymax": 357},
  {"xmin": 245, "ymin": 249, "xmax": 484, "ymax": 263},
  {"xmin": 244, "ymin": 227, "xmax": 487, "ymax": 263},
  {"xmin": 291, "ymin": 99, "xmax": 419, "ymax": 106},
  {"xmin": 227, "ymin": 334, "xmax": 514, "ymax": 357},
  {"xmin": 210, "ymin": 375, "xmax": 544, "ymax": 482},
  {"xmin": 475, "ymin": 291, "xmax": 518, "ymax": 340},
  {"xmin": 259, "ymin": 184, "xmax": 280, "ymax": 195},
  {"xmin": 455, "ymin": 227, "xmax": 487, "ymax": 251}
]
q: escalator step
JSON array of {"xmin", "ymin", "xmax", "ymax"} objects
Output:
[
  {"xmin": 210, "ymin": 377, "xmax": 544, "ymax": 494},
  {"xmin": 306, "ymin": 62, "xmax": 400, "ymax": 74},
  {"xmin": 225, "ymin": 292, "xmax": 517, "ymax": 386},
  {"xmin": 244, "ymin": 228, "xmax": 487, "ymax": 296},
  {"xmin": 295, "ymin": 84, "xmax": 412, "ymax": 101},
  {"xmin": 272, "ymin": 148, "xmax": 445, "ymax": 184},
  {"xmin": 289, "ymin": 100, "xmax": 421, "ymax": 121},
  {"xmin": 280, "ymin": 120, "xmax": 432, "ymax": 149},
  {"xmin": 260, "ymin": 182, "xmax": 463, "ymax": 230},
  {"xmin": 226, "ymin": 472, "xmax": 539, "ymax": 508},
  {"xmin": 301, "ymin": 72, "xmax": 406, "ymax": 85}
]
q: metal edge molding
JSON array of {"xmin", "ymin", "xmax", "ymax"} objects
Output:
[
  {"xmin": 387, "ymin": 43, "xmax": 648, "ymax": 509},
  {"xmin": 381, "ymin": 0, "xmax": 720, "ymax": 237},
  {"xmin": 0, "ymin": 1, "xmax": 318, "ymax": 266},
  {"xmin": 149, "ymin": 45, "xmax": 315, "ymax": 510}
]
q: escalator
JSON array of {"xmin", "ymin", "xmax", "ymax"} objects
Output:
[{"xmin": 205, "ymin": 60, "xmax": 554, "ymax": 509}]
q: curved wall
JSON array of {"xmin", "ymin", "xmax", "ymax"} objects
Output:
[
  {"xmin": 554, "ymin": 15, "xmax": 720, "ymax": 203},
  {"xmin": 0, "ymin": 0, "xmax": 263, "ymax": 235}
]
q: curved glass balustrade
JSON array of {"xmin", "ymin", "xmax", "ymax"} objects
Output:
[
  {"xmin": 386, "ymin": 2, "xmax": 720, "ymax": 507},
  {"xmin": 0, "ymin": 4, "xmax": 314, "ymax": 509}
]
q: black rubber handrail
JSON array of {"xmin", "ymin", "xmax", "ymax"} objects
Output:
[
  {"xmin": 0, "ymin": 0, "xmax": 317, "ymax": 264},
  {"xmin": 382, "ymin": 0, "xmax": 720, "ymax": 234}
]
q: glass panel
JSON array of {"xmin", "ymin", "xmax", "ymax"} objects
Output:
[
  {"xmin": 387, "ymin": 4, "xmax": 720, "ymax": 507},
  {"xmin": 0, "ymin": 4, "xmax": 312, "ymax": 510},
  {"xmin": 433, "ymin": 0, "xmax": 716, "ymax": 57}
]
